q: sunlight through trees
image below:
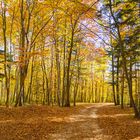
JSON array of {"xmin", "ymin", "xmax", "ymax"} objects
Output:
[{"xmin": 0, "ymin": 0, "xmax": 140, "ymax": 119}]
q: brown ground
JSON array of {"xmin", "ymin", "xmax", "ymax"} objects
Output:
[
  {"xmin": 97, "ymin": 104, "xmax": 140, "ymax": 140},
  {"xmin": 0, "ymin": 103, "xmax": 139, "ymax": 140}
]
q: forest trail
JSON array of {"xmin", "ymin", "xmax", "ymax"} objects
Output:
[
  {"xmin": 0, "ymin": 103, "xmax": 112, "ymax": 140},
  {"xmin": 48, "ymin": 103, "xmax": 112, "ymax": 140},
  {"xmin": 0, "ymin": 103, "xmax": 139, "ymax": 140}
]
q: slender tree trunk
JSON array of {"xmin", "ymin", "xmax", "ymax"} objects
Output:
[
  {"xmin": 50, "ymin": 45, "xmax": 54, "ymax": 105},
  {"xmin": 116, "ymin": 56, "xmax": 120, "ymax": 105},
  {"xmin": 62, "ymin": 34, "xmax": 66, "ymax": 107},
  {"xmin": 65, "ymin": 29, "xmax": 74, "ymax": 107},
  {"xmin": 129, "ymin": 57, "xmax": 133, "ymax": 107},
  {"xmin": 1, "ymin": 1, "xmax": 10, "ymax": 107},
  {"xmin": 15, "ymin": 0, "xmax": 25, "ymax": 106},
  {"xmin": 102, "ymin": 71, "xmax": 105, "ymax": 102},
  {"xmin": 121, "ymin": 68, "xmax": 124, "ymax": 109},
  {"xmin": 95, "ymin": 82, "xmax": 98, "ymax": 103},
  {"xmin": 27, "ymin": 56, "xmax": 34, "ymax": 104},
  {"xmin": 54, "ymin": 43, "xmax": 61, "ymax": 106},
  {"xmin": 111, "ymin": 39, "xmax": 117, "ymax": 105}
]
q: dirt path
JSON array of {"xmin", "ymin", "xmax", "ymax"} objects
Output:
[
  {"xmin": 0, "ymin": 103, "xmax": 113, "ymax": 140},
  {"xmin": 47, "ymin": 104, "xmax": 112, "ymax": 140},
  {"xmin": 0, "ymin": 102, "xmax": 139, "ymax": 140}
]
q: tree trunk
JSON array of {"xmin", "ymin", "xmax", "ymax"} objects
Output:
[
  {"xmin": 116, "ymin": 56, "xmax": 120, "ymax": 105},
  {"xmin": 65, "ymin": 29, "xmax": 74, "ymax": 107},
  {"xmin": 121, "ymin": 68, "xmax": 124, "ymax": 109},
  {"xmin": 2, "ymin": 1, "xmax": 10, "ymax": 107},
  {"xmin": 111, "ymin": 38, "xmax": 117, "ymax": 105}
]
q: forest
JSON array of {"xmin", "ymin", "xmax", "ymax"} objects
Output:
[{"xmin": 0, "ymin": 0, "xmax": 140, "ymax": 139}]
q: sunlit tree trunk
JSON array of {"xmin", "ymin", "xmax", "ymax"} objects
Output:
[
  {"xmin": 65, "ymin": 28, "xmax": 74, "ymax": 107},
  {"xmin": 121, "ymin": 68, "xmax": 124, "ymax": 109},
  {"xmin": 116, "ymin": 56, "xmax": 120, "ymax": 105},
  {"xmin": 1, "ymin": 1, "xmax": 10, "ymax": 107},
  {"xmin": 62, "ymin": 31, "xmax": 66, "ymax": 107},
  {"xmin": 15, "ymin": 0, "xmax": 25, "ymax": 106}
]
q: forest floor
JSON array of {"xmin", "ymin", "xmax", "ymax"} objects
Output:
[{"xmin": 0, "ymin": 103, "xmax": 139, "ymax": 140}]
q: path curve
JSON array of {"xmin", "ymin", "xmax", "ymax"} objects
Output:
[{"xmin": 48, "ymin": 103, "xmax": 112, "ymax": 140}]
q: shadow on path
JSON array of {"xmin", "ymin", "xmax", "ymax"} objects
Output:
[{"xmin": 48, "ymin": 103, "xmax": 112, "ymax": 140}]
